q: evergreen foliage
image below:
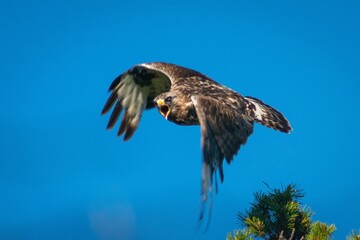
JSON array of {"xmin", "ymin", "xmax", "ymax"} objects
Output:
[
  {"xmin": 226, "ymin": 184, "xmax": 336, "ymax": 240},
  {"xmin": 346, "ymin": 230, "xmax": 360, "ymax": 240},
  {"xmin": 306, "ymin": 221, "xmax": 336, "ymax": 240}
]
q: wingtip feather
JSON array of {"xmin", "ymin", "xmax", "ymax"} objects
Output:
[
  {"xmin": 101, "ymin": 91, "xmax": 118, "ymax": 115},
  {"xmin": 108, "ymin": 74, "xmax": 123, "ymax": 91},
  {"xmin": 117, "ymin": 113, "xmax": 127, "ymax": 135},
  {"xmin": 106, "ymin": 100, "xmax": 123, "ymax": 129}
]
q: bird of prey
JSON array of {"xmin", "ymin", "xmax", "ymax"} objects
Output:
[{"xmin": 101, "ymin": 62, "xmax": 292, "ymax": 221}]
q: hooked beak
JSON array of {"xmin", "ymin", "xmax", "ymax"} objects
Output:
[
  {"xmin": 156, "ymin": 99, "xmax": 170, "ymax": 120},
  {"xmin": 156, "ymin": 99, "xmax": 164, "ymax": 106}
]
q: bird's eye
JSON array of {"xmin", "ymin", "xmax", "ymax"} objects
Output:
[
  {"xmin": 160, "ymin": 105, "xmax": 169, "ymax": 115},
  {"xmin": 165, "ymin": 96, "xmax": 173, "ymax": 103}
]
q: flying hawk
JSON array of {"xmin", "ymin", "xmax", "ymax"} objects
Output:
[{"xmin": 101, "ymin": 62, "xmax": 292, "ymax": 221}]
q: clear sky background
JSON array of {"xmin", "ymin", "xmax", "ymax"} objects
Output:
[{"xmin": 1, "ymin": 1, "xmax": 359, "ymax": 239}]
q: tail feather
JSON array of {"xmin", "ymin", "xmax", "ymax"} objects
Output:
[{"xmin": 245, "ymin": 96, "xmax": 292, "ymax": 133}]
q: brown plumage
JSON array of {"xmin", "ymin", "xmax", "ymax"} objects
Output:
[{"xmin": 101, "ymin": 62, "xmax": 292, "ymax": 223}]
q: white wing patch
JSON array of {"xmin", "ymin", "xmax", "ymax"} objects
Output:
[
  {"xmin": 117, "ymin": 75, "xmax": 149, "ymax": 115},
  {"xmin": 116, "ymin": 75, "xmax": 149, "ymax": 132},
  {"xmin": 244, "ymin": 96, "xmax": 292, "ymax": 133},
  {"xmin": 102, "ymin": 73, "xmax": 151, "ymax": 140},
  {"xmin": 102, "ymin": 64, "xmax": 174, "ymax": 140},
  {"xmin": 250, "ymin": 100, "xmax": 265, "ymax": 121}
]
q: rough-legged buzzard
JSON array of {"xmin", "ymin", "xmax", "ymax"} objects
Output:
[{"xmin": 101, "ymin": 62, "xmax": 292, "ymax": 221}]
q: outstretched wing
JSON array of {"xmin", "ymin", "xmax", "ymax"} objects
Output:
[
  {"xmin": 191, "ymin": 95, "xmax": 254, "ymax": 221},
  {"xmin": 244, "ymin": 96, "xmax": 292, "ymax": 133},
  {"xmin": 101, "ymin": 64, "xmax": 173, "ymax": 140}
]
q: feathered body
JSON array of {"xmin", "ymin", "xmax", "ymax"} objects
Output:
[{"xmin": 101, "ymin": 62, "xmax": 292, "ymax": 222}]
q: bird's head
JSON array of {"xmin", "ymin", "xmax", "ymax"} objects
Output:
[{"xmin": 154, "ymin": 93, "xmax": 177, "ymax": 120}]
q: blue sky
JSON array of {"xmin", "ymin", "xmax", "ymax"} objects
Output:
[{"xmin": 1, "ymin": 0, "xmax": 359, "ymax": 239}]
